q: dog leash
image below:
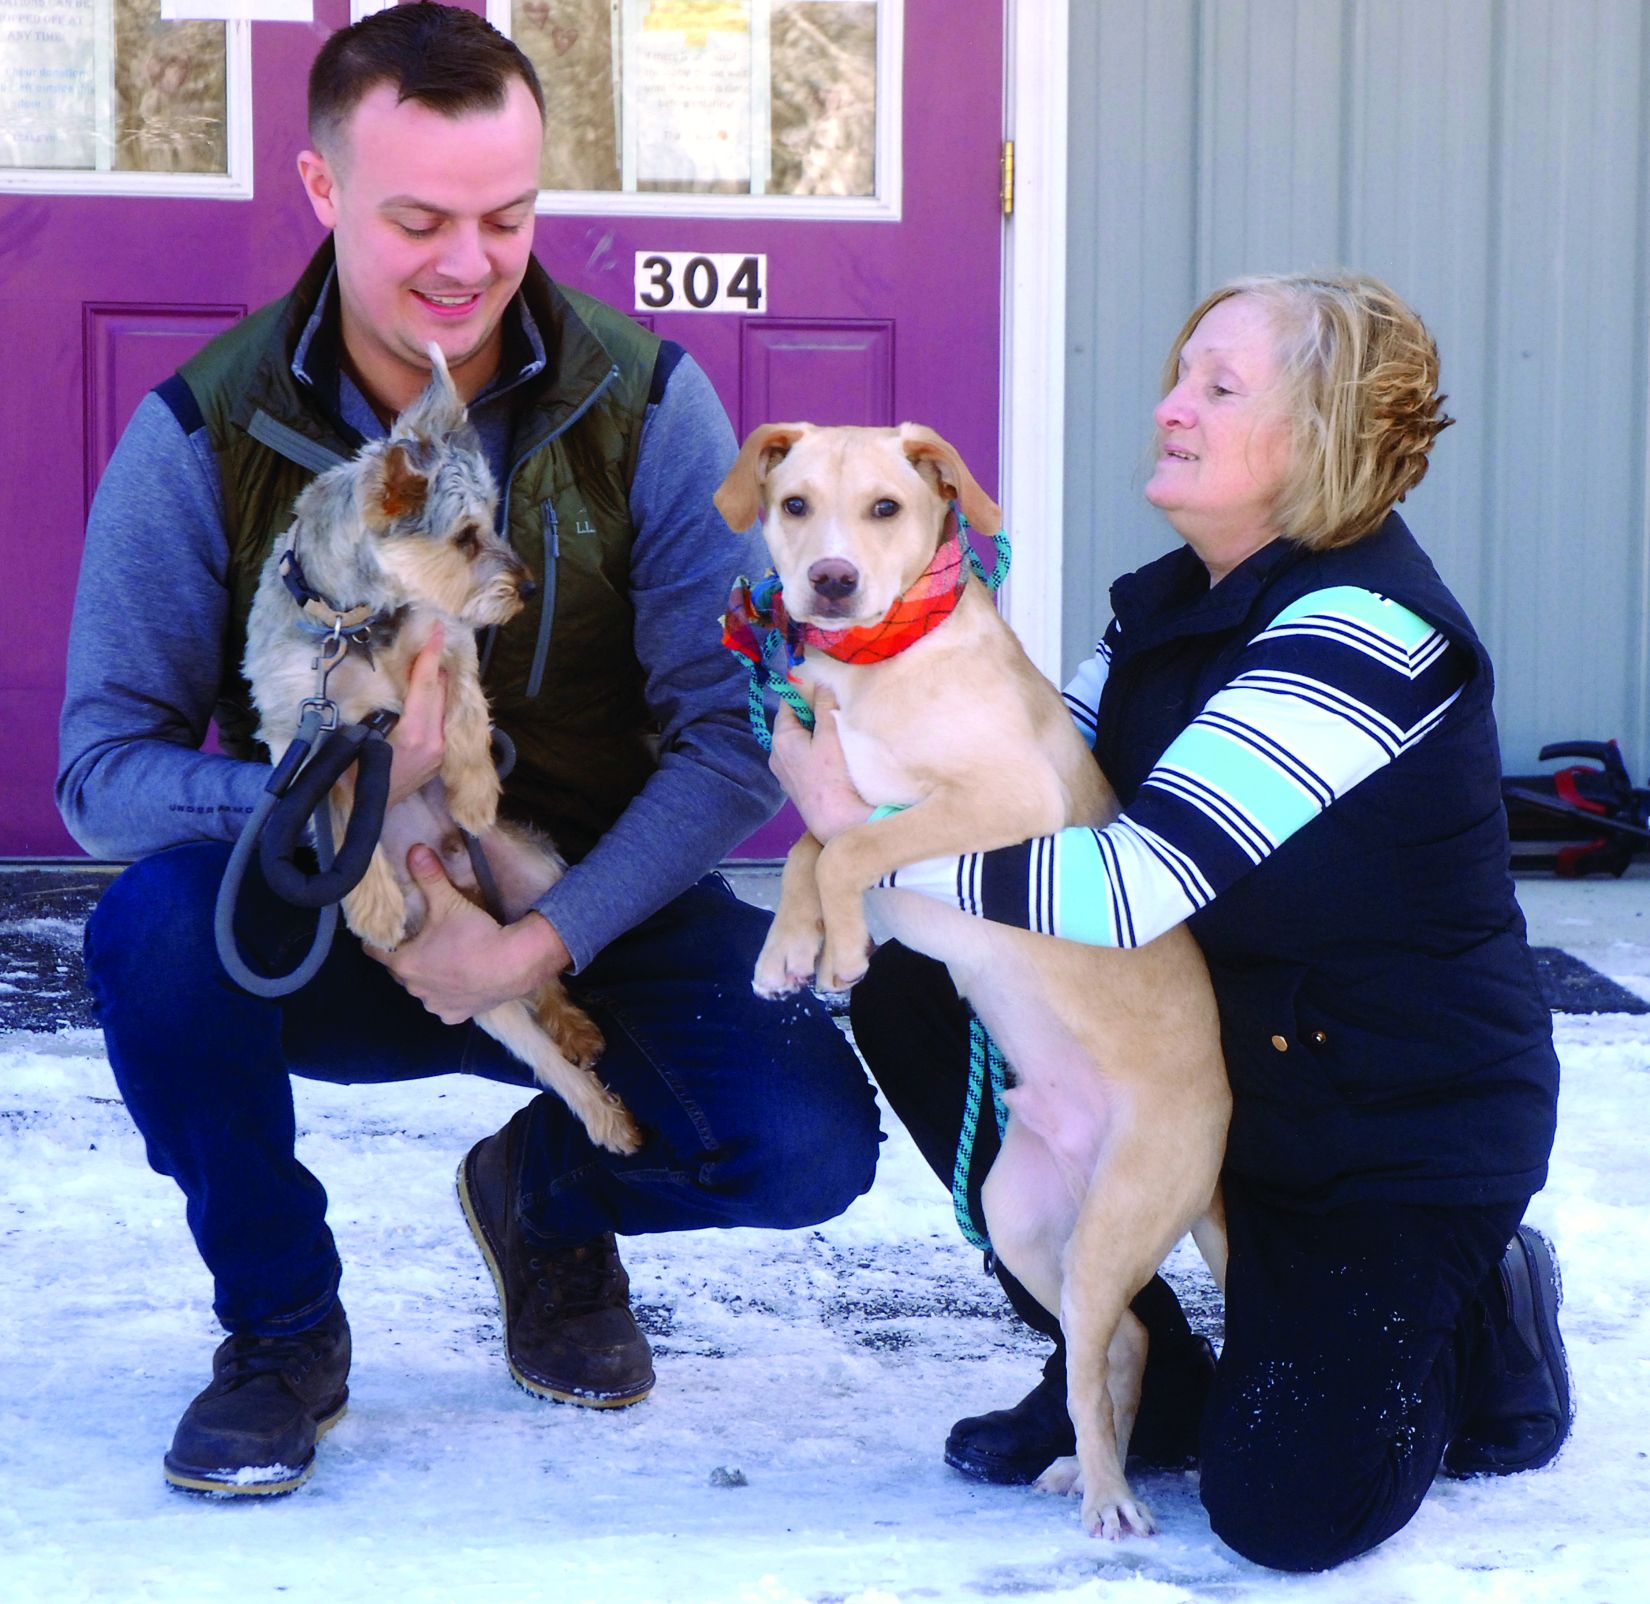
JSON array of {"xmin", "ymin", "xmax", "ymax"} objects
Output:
[
  {"xmin": 954, "ymin": 1016, "xmax": 1010, "ymax": 1250},
  {"xmin": 213, "ymin": 621, "xmax": 401, "ymax": 998},
  {"xmin": 721, "ymin": 508, "xmax": 1012, "ymax": 751}
]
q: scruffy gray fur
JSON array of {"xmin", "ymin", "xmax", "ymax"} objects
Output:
[{"xmin": 243, "ymin": 346, "xmax": 641, "ymax": 1156}]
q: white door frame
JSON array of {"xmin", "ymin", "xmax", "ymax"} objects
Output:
[{"xmin": 999, "ymin": 0, "xmax": 1069, "ymax": 684}]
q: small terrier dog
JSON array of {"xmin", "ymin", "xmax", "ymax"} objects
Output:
[{"xmin": 243, "ymin": 345, "xmax": 640, "ymax": 1155}]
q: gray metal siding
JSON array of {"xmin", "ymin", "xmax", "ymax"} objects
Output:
[{"xmin": 1065, "ymin": 0, "xmax": 1650, "ymax": 771}]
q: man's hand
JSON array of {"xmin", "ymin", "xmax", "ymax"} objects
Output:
[
  {"xmin": 386, "ymin": 625, "xmax": 448, "ymax": 809},
  {"xmin": 366, "ymin": 844, "xmax": 572, "ymax": 1023},
  {"xmin": 768, "ymin": 685, "xmax": 874, "ymax": 843}
]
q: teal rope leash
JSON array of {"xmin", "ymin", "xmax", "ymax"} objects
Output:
[
  {"xmin": 961, "ymin": 513, "xmax": 1012, "ymax": 593},
  {"xmin": 952, "ymin": 1014, "xmax": 1009, "ymax": 1250},
  {"xmin": 742, "ymin": 665, "xmax": 813, "ymax": 751}
]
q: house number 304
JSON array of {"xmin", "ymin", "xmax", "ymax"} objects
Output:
[{"xmin": 634, "ymin": 252, "xmax": 767, "ymax": 314}]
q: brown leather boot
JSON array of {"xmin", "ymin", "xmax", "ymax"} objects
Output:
[
  {"xmin": 457, "ymin": 1106, "xmax": 653, "ymax": 1407},
  {"xmin": 164, "ymin": 1300, "xmax": 350, "ymax": 1495}
]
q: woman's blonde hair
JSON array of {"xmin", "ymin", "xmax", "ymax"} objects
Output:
[{"xmin": 1162, "ymin": 272, "xmax": 1454, "ymax": 549}]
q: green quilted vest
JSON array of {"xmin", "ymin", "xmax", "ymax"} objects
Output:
[{"xmin": 179, "ymin": 240, "xmax": 664, "ymax": 861}]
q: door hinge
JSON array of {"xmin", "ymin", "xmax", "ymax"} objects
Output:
[{"xmin": 1001, "ymin": 138, "xmax": 1015, "ymax": 218}]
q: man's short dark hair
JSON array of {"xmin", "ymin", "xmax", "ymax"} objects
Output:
[{"xmin": 308, "ymin": 1, "xmax": 546, "ymax": 155}]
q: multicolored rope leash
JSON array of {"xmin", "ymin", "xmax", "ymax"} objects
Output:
[
  {"xmin": 954, "ymin": 1012, "xmax": 1010, "ymax": 1250},
  {"xmin": 720, "ymin": 570, "xmax": 815, "ymax": 751},
  {"xmin": 718, "ymin": 508, "xmax": 1015, "ymax": 1251}
]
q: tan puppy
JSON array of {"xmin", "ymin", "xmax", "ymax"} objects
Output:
[
  {"xmin": 717, "ymin": 423, "xmax": 1230, "ymax": 1538},
  {"xmin": 243, "ymin": 346, "xmax": 639, "ymax": 1156}
]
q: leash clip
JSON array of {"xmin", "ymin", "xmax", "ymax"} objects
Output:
[{"xmin": 300, "ymin": 619, "xmax": 350, "ymax": 729}]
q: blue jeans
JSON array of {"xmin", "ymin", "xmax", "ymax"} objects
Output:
[{"xmin": 84, "ymin": 844, "xmax": 881, "ymax": 1335}]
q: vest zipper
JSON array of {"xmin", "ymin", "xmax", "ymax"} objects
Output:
[
  {"xmin": 526, "ymin": 502, "xmax": 560, "ymax": 699},
  {"xmin": 479, "ymin": 362, "xmax": 620, "ymax": 683}
]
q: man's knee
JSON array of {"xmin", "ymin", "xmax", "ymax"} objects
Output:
[
  {"xmin": 84, "ymin": 843, "xmax": 233, "ymax": 1006},
  {"xmin": 721, "ymin": 1022, "xmax": 882, "ymax": 1228}
]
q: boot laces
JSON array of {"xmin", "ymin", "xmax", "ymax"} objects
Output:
[
  {"xmin": 529, "ymin": 1240, "xmax": 618, "ymax": 1319},
  {"xmin": 218, "ymin": 1324, "xmax": 332, "ymax": 1389}
]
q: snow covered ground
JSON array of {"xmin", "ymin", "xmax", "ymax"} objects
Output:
[{"xmin": 3, "ymin": 875, "xmax": 1649, "ymax": 1604}]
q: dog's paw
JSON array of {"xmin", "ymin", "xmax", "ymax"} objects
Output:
[
  {"xmin": 752, "ymin": 923, "xmax": 821, "ymax": 999},
  {"xmin": 1039, "ymin": 1457, "xmax": 1155, "ymax": 1538},
  {"xmin": 551, "ymin": 1008, "xmax": 606, "ymax": 1073},
  {"xmin": 1034, "ymin": 1456, "xmax": 1083, "ymax": 1497},
  {"xmin": 587, "ymin": 1092, "xmax": 643, "ymax": 1157},
  {"xmin": 816, "ymin": 939, "xmax": 871, "ymax": 995},
  {"xmin": 1083, "ymin": 1491, "xmax": 1157, "ymax": 1541},
  {"xmin": 753, "ymin": 962, "xmax": 809, "ymax": 999}
]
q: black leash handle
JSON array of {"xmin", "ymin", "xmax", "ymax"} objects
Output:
[
  {"xmin": 259, "ymin": 710, "xmax": 398, "ymax": 908},
  {"xmin": 213, "ymin": 707, "xmax": 398, "ymax": 997}
]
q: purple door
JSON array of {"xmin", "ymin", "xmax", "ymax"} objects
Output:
[{"xmin": 0, "ymin": 0, "xmax": 1002, "ymax": 858}]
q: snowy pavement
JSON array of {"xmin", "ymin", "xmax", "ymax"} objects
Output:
[{"xmin": 2, "ymin": 868, "xmax": 1648, "ymax": 1604}]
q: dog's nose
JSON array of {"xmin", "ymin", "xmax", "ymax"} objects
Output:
[
  {"xmin": 808, "ymin": 558, "xmax": 859, "ymax": 601},
  {"xmin": 518, "ymin": 579, "xmax": 539, "ymax": 603}
]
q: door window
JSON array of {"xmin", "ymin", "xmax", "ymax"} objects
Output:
[
  {"xmin": 494, "ymin": 0, "xmax": 900, "ymax": 219},
  {"xmin": 0, "ymin": 0, "xmax": 249, "ymax": 194}
]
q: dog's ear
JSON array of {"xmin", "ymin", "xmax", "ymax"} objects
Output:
[
  {"xmin": 390, "ymin": 342, "xmax": 469, "ymax": 444},
  {"xmin": 714, "ymin": 422, "xmax": 810, "ymax": 530},
  {"xmin": 898, "ymin": 423, "xmax": 1004, "ymax": 534},
  {"xmin": 361, "ymin": 441, "xmax": 429, "ymax": 531}
]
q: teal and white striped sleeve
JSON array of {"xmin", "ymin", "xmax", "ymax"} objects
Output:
[
  {"xmin": 878, "ymin": 587, "xmax": 1471, "ymax": 947},
  {"xmin": 1061, "ymin": 635, "xmax": 1111, "ymax": 745}
]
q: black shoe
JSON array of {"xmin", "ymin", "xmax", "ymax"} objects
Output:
[
  {"xmin": 163, "ymin": 1300, "xmax": 350, "ymax": 1495},
  {"xmin": 458, "ymin": 1107, "xmax": 654, "ymax": 1407},
  {"xmin": 1444, "ymin": 1225, "xmax": 1574, "ymax": 1477},
  {"xmin": 945, "ymin": 1347, "xmax": 1074, "ymax": 1485},
  {"xmin": 1126, "ymin": 1273, "xmax": 1216, "ymax": 1470},
  {"xmin": 944, "ymin": 1276, "xmax": 1215, "ymax": 1485}
]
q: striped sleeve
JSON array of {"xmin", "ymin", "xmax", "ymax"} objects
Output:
[
  {"xmin": 1061, "ymin": 632, "xmax": 1112, "ymax": 744},
  {"xmin": 880, "ymin": 587, "xmax": 1471, "ymax": 948}
]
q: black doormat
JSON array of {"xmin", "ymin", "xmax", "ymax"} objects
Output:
[
  {"xmin": 1529, "ymin": 947, "xmax": 1650, "ymax": 1015},
  {"xmin": 0, "ymin": 868, "xmax": 113, "ymax": 1033}
]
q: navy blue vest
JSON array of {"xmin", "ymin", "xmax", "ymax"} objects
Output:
[{"xmin": 1096, "ymin": 514, "xmax": 1558, "ymax": 1209}]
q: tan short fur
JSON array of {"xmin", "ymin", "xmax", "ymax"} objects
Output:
[{"xmin": 718, "ymin": 422, "xmax": 1230, "ymax": 1537}]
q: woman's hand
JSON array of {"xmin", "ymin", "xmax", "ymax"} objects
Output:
[
  {"xmin": 769, "ymin": 685, "xmax": 874, "ymax": 843},
  {"xmin": 386, "ymin": 625, "xmax": 447, "ymax": 809}
]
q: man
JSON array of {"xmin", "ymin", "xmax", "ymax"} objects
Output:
[{"xmin": 58, "ymin": 2, "xmax": 879, "ymax": 1496}]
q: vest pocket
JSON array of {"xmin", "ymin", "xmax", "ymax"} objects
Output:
[{"xmin": 1216, "ymin": 961, "xmax": 1347, "ymax": 1106}]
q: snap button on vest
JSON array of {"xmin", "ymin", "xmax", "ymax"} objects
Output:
[
  {"xmin": 1311, "ymin": 1029, "xmax": 1328, "ymax": 1045},
  {"xmin": 1270, "ymin": 1034, "xmax": 1289, "ymax": 1052}
]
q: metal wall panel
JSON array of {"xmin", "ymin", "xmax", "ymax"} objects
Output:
[
  {"xmin": 1064, "ymin": 0, "xmax": 1197, "ymax": 665},
  {"xmin": 1065, "ymin": 0, "xmax": 1650, "ymax": 771}
]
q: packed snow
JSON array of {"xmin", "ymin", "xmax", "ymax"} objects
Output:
[{"xmin": 3, "ymin": 884, "xmax": 1648, "ymax": 1604}]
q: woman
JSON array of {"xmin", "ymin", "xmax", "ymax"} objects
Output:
[{"xmin": 772, "ymin": 273, "xmax": 1570, "ymax": 1571}]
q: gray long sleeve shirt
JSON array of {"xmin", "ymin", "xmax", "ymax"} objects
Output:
[{"xmin": 57, "ymin": 336, "xmax": 778, "ymax": 971}]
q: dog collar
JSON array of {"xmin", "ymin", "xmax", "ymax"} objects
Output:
[
  {"xmin": 279, "ymin": 549, "xmax": 390, "ymax": 642},
  {"xmin": 721, "ymin": 523, "xmax": 970, "ymax": 673}
]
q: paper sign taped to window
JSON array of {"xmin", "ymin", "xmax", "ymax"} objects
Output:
[{"xmin": 160, "ymin": 0, "xmax": 310, "ymax": 19}]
